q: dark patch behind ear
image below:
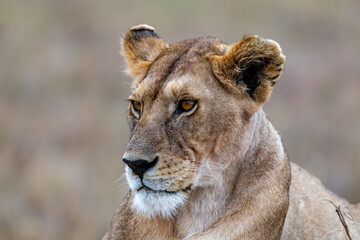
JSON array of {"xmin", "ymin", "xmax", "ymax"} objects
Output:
[
  {"xmin": 130, "ymin": 28, "xmax": 159, "ymax": 41},
  {"xmin": 234, "ymin": 58, "xmax": 270, "ymax": 99}
]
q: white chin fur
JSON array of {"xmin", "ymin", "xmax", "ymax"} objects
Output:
[{"xmin": 132, "ymin": 189, "xmax": 188, "ymax": 218}]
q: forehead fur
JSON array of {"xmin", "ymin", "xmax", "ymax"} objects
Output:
[{"xmin": 131, "ymin": 37, "xmax": 226, "ymax": 99}]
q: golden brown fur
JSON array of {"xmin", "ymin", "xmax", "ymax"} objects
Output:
[{"xmin": 104, "ymin": 24, "xmax": 360, "ymax": 240}]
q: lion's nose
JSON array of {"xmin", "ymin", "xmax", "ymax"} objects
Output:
[{"xmin": 122, "ymin": 157, "xmax": 159, "ymax": 179}]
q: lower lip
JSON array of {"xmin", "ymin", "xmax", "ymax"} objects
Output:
[{"xmin": 138, "ymin": 185, "xmax": 177, "ymax": 194}]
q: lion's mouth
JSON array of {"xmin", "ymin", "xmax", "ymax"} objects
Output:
[
  {"xmin": 138, "ymin": 185, "xmax": 178, "ymax": 194},
  {"xmin": 137, "ymin": 184, "xmax": 192, "ymax": 195}
]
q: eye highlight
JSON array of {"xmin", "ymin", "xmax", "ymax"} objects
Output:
[
  {"xmin": 131, "ymin": 100, "xmax": 141, "ymax": 116},
  {"xmin": 178, "ymin": 99, "xmax": 197, "ymax": 113}
]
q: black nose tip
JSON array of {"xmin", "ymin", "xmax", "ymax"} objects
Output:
[{"xmin": 122, "ymin": 157, "xmax": 159, "ymax": 178}]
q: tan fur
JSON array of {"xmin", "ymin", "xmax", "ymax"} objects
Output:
[
  {"xmin": 122, "ymin": 24, "xmax": 168, "ymax": 84},
  {"xmin": 104, "ymin": 25, "xmax": 360, "ymax": 240}
]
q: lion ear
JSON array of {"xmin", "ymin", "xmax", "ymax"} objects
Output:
[
  {"xmin": 122, "ymin": 24, "xmax": 168, "ymax": 81},
  {"xmin": 210, "ymin": 35, "xmax": 285, "ymax": 106}
]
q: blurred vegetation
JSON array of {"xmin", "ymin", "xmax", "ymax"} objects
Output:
[{"xmin": 0, "ymin": 0, "xmax": 359, "ymax": 239}]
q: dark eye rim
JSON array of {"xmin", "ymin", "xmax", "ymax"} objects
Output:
[
  {"xmin": 176, "ymin": 99, "xmax": 197, "ymax": 114},
  {"xmin": 130, "ymin": 100, "xmax": 141, "ymax": 115}
]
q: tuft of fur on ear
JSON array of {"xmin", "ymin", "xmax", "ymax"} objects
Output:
[
  {"xmin": 122, "ymin": 24, "xmax": 168, "ymax": 82},
  {"xmin": 210, "ymin": 35, "xmax": 285, "ymax": 105}
]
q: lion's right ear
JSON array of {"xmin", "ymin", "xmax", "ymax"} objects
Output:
[
  {"xmin": 209, "ymin": 35, "xmax": 285, "ymax": 107},
  {"xmin": 122, "ymin": 24, "xmax": 168, "ymax": 81}
]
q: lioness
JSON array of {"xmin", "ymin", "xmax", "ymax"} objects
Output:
[{"xmin": 103, "ymin": 24, "xmax": 360, "ymax": 240}]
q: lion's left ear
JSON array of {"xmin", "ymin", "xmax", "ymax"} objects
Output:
[
  {"xmin": 209, "ymin": 35, "xmax": 285, "ymax": 106},
  {"xmin": 122, "ymin": 24, "xmax": 168, "ymax": 81}
]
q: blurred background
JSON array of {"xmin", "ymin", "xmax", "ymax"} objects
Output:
[{"xmin": 0, "ymin": 0, "xmax": 359, "ymax": 239}]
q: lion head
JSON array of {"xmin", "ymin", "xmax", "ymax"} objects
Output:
[{"xmin": 121, "ymin": 24, "xmax": 285, "ymax": 218}]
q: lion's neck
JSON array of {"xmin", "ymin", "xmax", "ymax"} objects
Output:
[{"xmin": 174, "ymin": 108, "xmax": 286, "ymax": 238}]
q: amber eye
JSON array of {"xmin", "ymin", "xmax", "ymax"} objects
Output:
[
  {"xmin": 179, "ymin": 99, "xmax": 197, "ymax": 112},
  {"xmin": 131, "ymin": 101, "xmax": 141, "ymax": 115}
]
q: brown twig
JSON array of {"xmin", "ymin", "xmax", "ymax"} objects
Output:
[{"xmin": 327, "ymin": 200, "xmax": 353, "ymax": 240}]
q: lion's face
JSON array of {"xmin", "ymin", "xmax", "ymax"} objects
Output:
[
  {"xmin": 124, "ymin": 72, "xmax": 249, "ymax": 217},
  {"xmin": 121, "ymin": 25, "xmax": 285, "ymax": 218}
]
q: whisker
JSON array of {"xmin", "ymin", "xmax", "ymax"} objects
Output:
[{"xmin": 115, "ymin": 173, "xmax": 127, "ymax": 184}]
